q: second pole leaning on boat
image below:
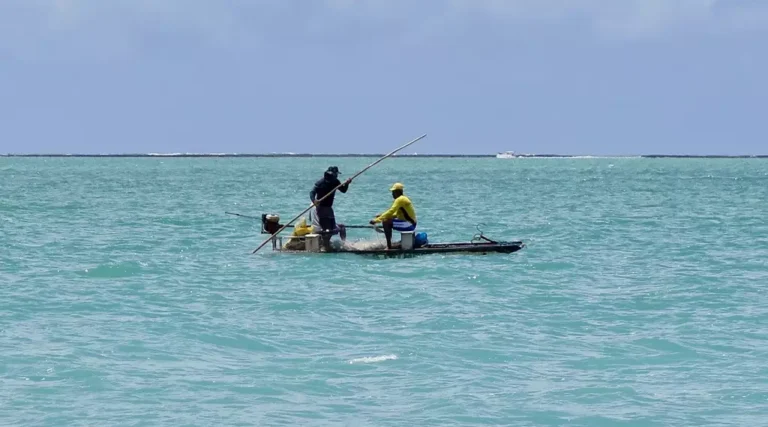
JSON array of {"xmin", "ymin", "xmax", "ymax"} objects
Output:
[{"xmin": 250, "ymin": 133, "xmax": 428, "ymax": 254}]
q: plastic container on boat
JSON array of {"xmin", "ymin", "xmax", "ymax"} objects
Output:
[{"xmin": 415, "ymin": 232, "xmax": 428, "ymax": 248}]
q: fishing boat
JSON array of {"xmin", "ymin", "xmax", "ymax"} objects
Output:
[
  {"xmin": 248, "ymin": 134, "xmax": 525, "ymax": 258},
  {"xmin": 259, "ymin": 213, "xmax": 525, "ymax": 257},
  {"xmin": 496, "ymin": 151, "xmax": 517, "ymax": 159}
]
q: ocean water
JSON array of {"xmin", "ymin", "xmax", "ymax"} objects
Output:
[{"xmin": 1, "ymin": 157, "xmax": 767, "ymax": 426}]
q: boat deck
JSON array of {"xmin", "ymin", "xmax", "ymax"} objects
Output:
[{"xmin": 259, "ymin": 213, "xmax": 525, "ymax": 257}]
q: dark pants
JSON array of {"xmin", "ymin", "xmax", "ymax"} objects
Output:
[
  {"xmin": 314, "ymin": 206, "xmax": 337, "ymax": 231},
  {"xmin": 316, "ymin": 206, "xmax": 336, "ymax": 232},
  {"xmin": 314, "ymin": 206, "xmax": 346, "ymax": 250}
]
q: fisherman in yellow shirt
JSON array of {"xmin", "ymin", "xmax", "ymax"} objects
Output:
[{"xmin": 369, "ymin": 182, "xmax": 417, "ymax": 249}]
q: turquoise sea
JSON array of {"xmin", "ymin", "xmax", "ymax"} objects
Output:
[{"xmin": 2, "ymin": 157, "xmax": 767, "ymax": 426}]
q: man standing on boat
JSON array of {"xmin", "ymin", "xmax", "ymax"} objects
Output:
[
  {"xmin": 369, "ymin": 182, "xmax": 417, "ymax": 250},
  {"xmin": 310, "ymin": 166, "xmax": 352, "ymax": 249}
]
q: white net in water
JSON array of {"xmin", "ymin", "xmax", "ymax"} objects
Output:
[{"xmin": 338, "ymin": 239, "xmax": 388, "ymax": 252}]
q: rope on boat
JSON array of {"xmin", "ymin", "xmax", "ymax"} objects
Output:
[{"xmin": 471, "ymin": 223, "xmax": 498, "ymax": 244}]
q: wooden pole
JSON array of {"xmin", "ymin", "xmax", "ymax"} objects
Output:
[{"xmin": 227, "ymin": 211, "xmax": 375, "ymax": 229}]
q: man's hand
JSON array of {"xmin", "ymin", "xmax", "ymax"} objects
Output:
[
  {"xmin": 344, "ymin": 178, "xmax": 352, "ymax": 186},
  {"xmin": 369, "ymin": 219, "xmax": 377, "ymax": 225}
]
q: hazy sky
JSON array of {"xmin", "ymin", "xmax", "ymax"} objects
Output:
[{"xmin": 1, "ymin": 0, "xmax": 767, "ymax": 155}]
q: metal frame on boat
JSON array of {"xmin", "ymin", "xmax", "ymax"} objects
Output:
[{"xmin": 259, "ymin": 213, "xmax": 525, "ymax": 257}]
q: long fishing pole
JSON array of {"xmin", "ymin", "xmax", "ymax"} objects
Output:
[
  {"xmin": 227, "ymin": 211, "xmax": 375, "ymax": 229},
  {"xmin": 225, "ymin": 212, "xmax": 260, "ymax": 220},
  {"xmin": 251, "ymin": 133, "xmax": 427, "ymax": 254}
]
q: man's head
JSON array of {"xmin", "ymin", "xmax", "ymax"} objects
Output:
[
  {"xmin": 389, "ymin": 182, "xmax": 404, "ymax": 199},
  {"xmin": 324, "ymin": 166, "xmax": 340, "ymax": 179}
]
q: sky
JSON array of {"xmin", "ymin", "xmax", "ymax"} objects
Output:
[{"xmin": 1, "ymin": 0, "xmax": 767, "ymax": 155}]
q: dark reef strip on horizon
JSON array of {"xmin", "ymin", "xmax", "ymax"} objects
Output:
[
  {"xmin": 2, "ymin": 154, "xmax": 767, "ymax": 158},
  {"xmin": 641, "ymin": 155, "xmax": 768, "ymax": 158},
  {"xmin": 2, "ymin": 153, "xmax": 491, "ymax": 158}
]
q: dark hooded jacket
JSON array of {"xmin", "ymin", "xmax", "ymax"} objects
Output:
[{"xmin": 310, "ymin": 173, "xmax": 348, "ymax": 208}]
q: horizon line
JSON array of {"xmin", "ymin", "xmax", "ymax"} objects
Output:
[{"xmin": 2, "ymin": 153, "xmax": 768, "ymax": 159}]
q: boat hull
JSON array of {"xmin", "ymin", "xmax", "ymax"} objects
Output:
[
  {"xmin": 275, "ymin": 241, "xmax": 525, "ymax": 257},
  {"xmin": 258, "ymin": 212, "xmax": 525, "ymax": 257},
  {"xmin": 350, "ymin": 241, "xmax": 524, "ymax": 257}
]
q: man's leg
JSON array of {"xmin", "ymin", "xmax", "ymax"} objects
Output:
[
  {"xmin": 383, "ymin": 219, "xmax": 393, "ymax": 249},
  {"xmin": 339, "ymin": 224, "xmax": 347, "ymax": 241},
  {"xmin": 321, "ymin": 233, "xmax": 332, "ymax": 251},
  {"xmin": 318, "ymin": 212, "xmax": 336, "ymax": 251}
]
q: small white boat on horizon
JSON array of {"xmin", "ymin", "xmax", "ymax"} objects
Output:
[{"xmin": 496, "ymin": 151, "xmax": 517, "ymax": 159}]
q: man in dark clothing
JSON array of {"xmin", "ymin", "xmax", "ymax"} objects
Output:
[{"xmin": 310, "ymin": 166, "xmax": 352, "ymax": 249}]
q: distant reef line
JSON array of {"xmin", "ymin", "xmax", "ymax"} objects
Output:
[{"xmin": 2, "ymin": 153, "xmax": 767, "ymax": 159}]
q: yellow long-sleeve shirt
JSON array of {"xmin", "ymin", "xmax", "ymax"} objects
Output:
[{"xmin": 374, "ymin": 195, "xmax": 417, "ymax": 224}]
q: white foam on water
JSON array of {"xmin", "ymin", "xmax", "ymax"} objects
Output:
[
  {"xmin": 348, "ymin": 354, "xmax": 398, "ymax": 364},
  {"xmin": 338, "ymin": 239, "xmax": 387, "ymax": 252}
]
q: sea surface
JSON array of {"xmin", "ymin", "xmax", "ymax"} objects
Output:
[{"xmin": 1, "ymin": 157, "xmax": 767, "ymax": 426}]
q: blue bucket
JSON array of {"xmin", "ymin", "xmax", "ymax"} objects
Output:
[{"xmin": 414, "ymin": 232, "xmax": 428, "ymax": 248}]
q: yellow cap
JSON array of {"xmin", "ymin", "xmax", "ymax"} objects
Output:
[{"xmin": 389, "ymin": 182, "xmax": 404, "ymax": 191}]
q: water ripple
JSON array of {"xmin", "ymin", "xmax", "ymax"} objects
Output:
[{"xmin": 2, "ymin": 157, "xmax": 767, "ymax": 426}]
